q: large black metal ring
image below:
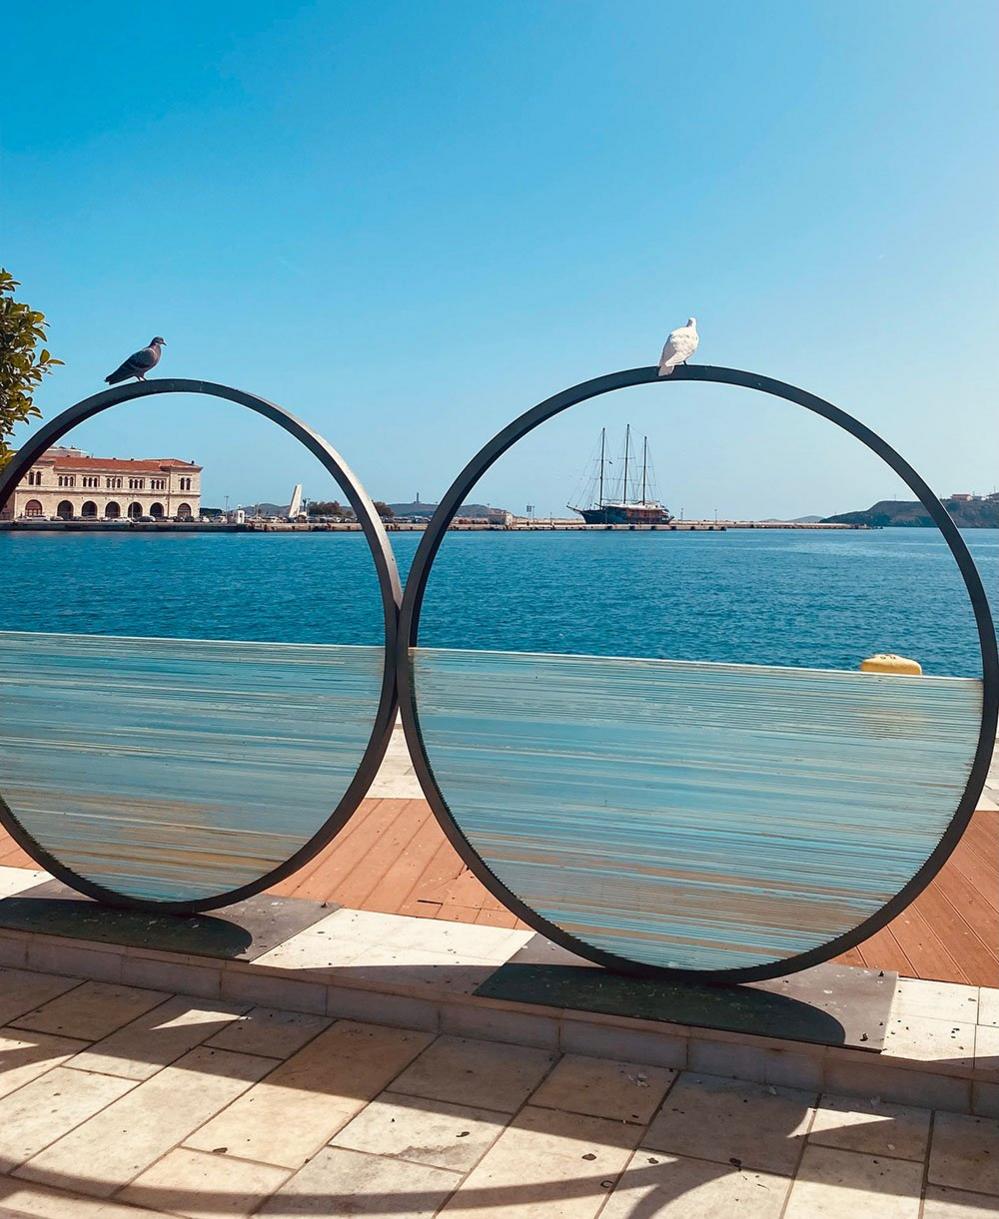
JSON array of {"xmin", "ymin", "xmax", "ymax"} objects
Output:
[
  {"xmin": 399, "ymin": 364, "xmax": 999, "ymax": 982},
  {"xmin": 0, "ymin": 378, "xmax": 401, "ymax": 913}
]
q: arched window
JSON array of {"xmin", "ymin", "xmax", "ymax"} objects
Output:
[
  {"xmin": 127, "ymin": 502, "xmax": 143, "ymax": 519},
  {"xmin": 149, "ymin": 502, "xmax": 165, "ymax": 519},
  {"xmin": 104, "ymin": 501, "xmax": 121, "ymax": 519},
  {"xmin": 23, "ymin": 499, "xmax": 43, "ymax": 518},
  {"xmin": 81, "ymin": 501, "xmax": 98, "ymax": 519},
  {"xmin": 176, "ymin": 502, "xmax": 192, "ymax": 520},
  {"xmin": 56, "ymin": 500, "xmax": 74, "ymax": 520}
]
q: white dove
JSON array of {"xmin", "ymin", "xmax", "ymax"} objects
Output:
[{"xmin": 658, "ymin": 317, "xmax": 698, "ymax": 376}]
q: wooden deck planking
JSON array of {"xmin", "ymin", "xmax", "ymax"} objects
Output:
[
  {"xmin": 948, "ymin": 839, "xmax": 999, "ymax": 917},
  {"xmin": 0, "ymin": 837, "xmax": 35, "ymax": 869},
  {"xmin": 908, "ymin": 884, "xmax": 999, "ymax": 984},
  {"xmin": 394, "ymin": 836, "xmax": 471, "ymax": 919},
  {"xmin": 363, "ymin": 808, "xmax": 449, "ymax": 914},
  {"xmin": 0, "ymin": 800, "xmax": 993, "ymax": 984},
  {"xmin": 881, "ymin": 904, "xmax": 973, "ymax": 985},
  {"xmin": 269, "ymin": 798, "xmax": 412, "ymax": 903},
  {"xmin": 957, "ymin": 809, "xmax": 998, "ymax": 857},
  {"xmin": 265, "ymin": 795, "xmax": 384, "ymax": 901},
  {"xmin": 330, "ymin": 799, "xmax": 436, "ymax": 911},
  {"xmin": 933, "ymin": 864, "xmax": 999, "ymax": 951},
  {"xmin": 851, "ymin": 924, "xmax": 916, "ymax": 978},
  {"xmin": 834, "ymin": 944, "xmax": 868, "ymax": 970}
]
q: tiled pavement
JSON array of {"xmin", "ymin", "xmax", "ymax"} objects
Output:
[
  {"xmin": 2, "ymin": 862, "xmax": 999, "ymax": 1119},
  {"xmin": 0, "ymin": 966, "xmax": 997, "ymax": 1217},
  {"xmin": 0, "ymin": 735, "xmax": 996, "ymax": 1215},
  {"xmin": 362, "ymin": 720, "xmax": 424, "ymax": 801}
]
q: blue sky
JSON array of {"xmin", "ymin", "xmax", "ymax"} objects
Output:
[{"xmin": 3, "ymin": 0, "xmax": 996, "ymax": 517}]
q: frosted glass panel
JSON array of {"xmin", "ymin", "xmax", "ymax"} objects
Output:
[
  {"xmin": 413, "ymin": 646, "xmax": 982, "ymax": 972},
  {"xmin": 0, "ymin": 632, "xmax": 383, "ymax": 902}
]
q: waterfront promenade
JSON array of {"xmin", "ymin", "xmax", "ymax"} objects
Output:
[
  {"xmin": 0, "ymin": 962, "xmax": 996, "ymax": 1216},
  {"xmin": 0, "ymin": 731, "xmax": 995, "ymax": 1215},
  {"xmin": 0, "ymin": 728, "xmax": 996, "ymax": 1215},
  {"xmin": 0, "ymin": 517, "xmax": 864, "ymax": 533}
]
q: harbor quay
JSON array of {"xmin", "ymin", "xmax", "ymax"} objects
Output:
[
  {"xmin": 0, "ymin": 516, "xmax": 867, "ymax": 533},
  {"xmin": 0, "ymin": 443, "xmax": 868, "ymax": 532}
]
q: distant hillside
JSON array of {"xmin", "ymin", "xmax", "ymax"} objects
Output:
[
  {"xmin": 823, "ymin": 499, "xmax": 999, "ymax": 528},
  {"xmin": 761, "ymin": 515, "xmax": 823, "ymax": 523},
  {"xmin": 243, "ymin": 502, "xmax": 287, "ymax": 517},
  {"xmin": 387, "ymin": 501, "xmax": 504, "ymax": 519},
  {"xmin": 240, "ymin": 499, "xmax": 507, "ymax": 519}
]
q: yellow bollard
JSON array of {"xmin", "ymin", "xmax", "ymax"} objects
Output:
[{"xmin": 860, "ymin": 653, "xmax": 923, "ymax": 675}]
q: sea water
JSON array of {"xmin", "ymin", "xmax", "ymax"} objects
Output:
[{"xmin": 0, "ymin": 527, "xmax": 994, "ymax": 677}]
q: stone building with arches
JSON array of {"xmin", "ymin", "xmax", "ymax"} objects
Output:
[{"xmin": 0, "ymin": 446, "xmax": 201, "ymax": 522}]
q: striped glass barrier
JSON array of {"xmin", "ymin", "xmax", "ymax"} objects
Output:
[
  {"xmin": 411, "ymin": 646, "xmax": 983, "ymax": 974},
  {"xmin": 0, "ymin": 631, "xmax": 383, "ymax": 904}
]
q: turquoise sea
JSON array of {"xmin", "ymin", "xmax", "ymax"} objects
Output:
[{"xmin": 0, "ymin": 527, "xmax": 994, "ymax": 677}]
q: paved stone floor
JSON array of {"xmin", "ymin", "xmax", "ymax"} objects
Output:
[{"xmin": 0, "ymin": 967, "xmax": 997, "ymax": 1217}]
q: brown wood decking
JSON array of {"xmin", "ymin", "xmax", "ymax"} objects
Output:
[
  {"xmin": 1, "ymin": 803, "xmax": 996, "ymax": 985},
  {"xmin": 266, "ymin": 799, "xmax": 999, "ymax": 986}
]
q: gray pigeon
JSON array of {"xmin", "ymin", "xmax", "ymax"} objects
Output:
[{"xmin": 105, "ymin": 337, "xmax": 166, "ymax": 384}]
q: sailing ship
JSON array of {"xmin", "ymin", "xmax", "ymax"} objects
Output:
[{"xmin": 569, "ymin": 425, "xmax": 675, "ymax": 525}]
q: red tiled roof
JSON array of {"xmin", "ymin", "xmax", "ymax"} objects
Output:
[{"xmin": 47, "ymin": 456, "xmax": 201, "ymax": 473}]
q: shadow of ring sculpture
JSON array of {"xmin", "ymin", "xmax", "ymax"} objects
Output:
[
  {"xmin": 399, "ymin": 365, "xmax": 999, "ymax": 983},
  {"xmin": 0, "ymin": 379, "xmax": 401, "ymax": 912}
]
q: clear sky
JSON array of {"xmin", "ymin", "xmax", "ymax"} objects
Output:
[{"xmin": 3, "ymin": 0, "xmax": 996, "ymax": 518}]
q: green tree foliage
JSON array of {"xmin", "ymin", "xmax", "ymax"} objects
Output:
[
  {"xmin": 308, "ymin": 499, "xmax": 394, "ymax": 520},
  {"xmin": 0, "ymin": 269, "xmax": 62, "ymax": 467},
  {"xmin": 307, "ymin": 500, "xmax": 351, "ymax": 518}
]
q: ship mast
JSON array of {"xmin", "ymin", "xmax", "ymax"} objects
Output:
[
  {"xmin": 641, "ymin": 435, "xmax": 648, "ymax": 504},
  {"xmin": 622, "ymin": 424, "xmax": 630, "ymax": 504},
  {"xmin": 598, "ymin": 427, "xmax": 606, "ymax": 507}
]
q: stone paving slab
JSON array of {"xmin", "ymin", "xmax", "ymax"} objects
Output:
[
  {"xmin": 185, "ymin": 1021, "xmax": 433, "ymax": 1170},
  {"xmin": 331, "ymin": 1093, "xmax": 507, "ymax": 1173},
  {"xmin": 9, "ymin": 981, "xmax": 169, "ymax": 1042},
  {"xmin": 0, "ymin": 967, "xmax": 995, "ymax": 1216},
  {"xmin": 14, "ymin": 1045, "xmax": 274, "ymax": 1198},
  {"xmin": 2, "ymin": 857, "xmax": 999, "ymax": 1120}
]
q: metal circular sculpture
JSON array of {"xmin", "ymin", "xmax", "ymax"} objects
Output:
[
  {"xmin": 399, "ymin": 365, "xmax": 999, "ymax": 982},
  {"xmin": 0, "ymin": 379, "xmax": 401, "ymax": 912}
]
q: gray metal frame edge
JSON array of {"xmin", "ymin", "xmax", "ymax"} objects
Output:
[
  {"xmin": 398, "ymin": 364, "xmax": 999, "ymax": 984},
  {"xmin": 0, "ymin": 378, "xmax": 401, "ymax": 913}
]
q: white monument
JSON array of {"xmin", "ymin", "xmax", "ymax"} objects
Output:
[{"xmin": 287, "ymin": 484, "xmax": 303, "ymax": 519}]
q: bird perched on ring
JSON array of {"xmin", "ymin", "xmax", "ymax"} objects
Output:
[
  {"xmin": 658, "ymin": 318, "xmax": 698, "ymax": 376},
  {"xmin": 105, "ymin": 337, "xmax": 166, "ymax": 385}
]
